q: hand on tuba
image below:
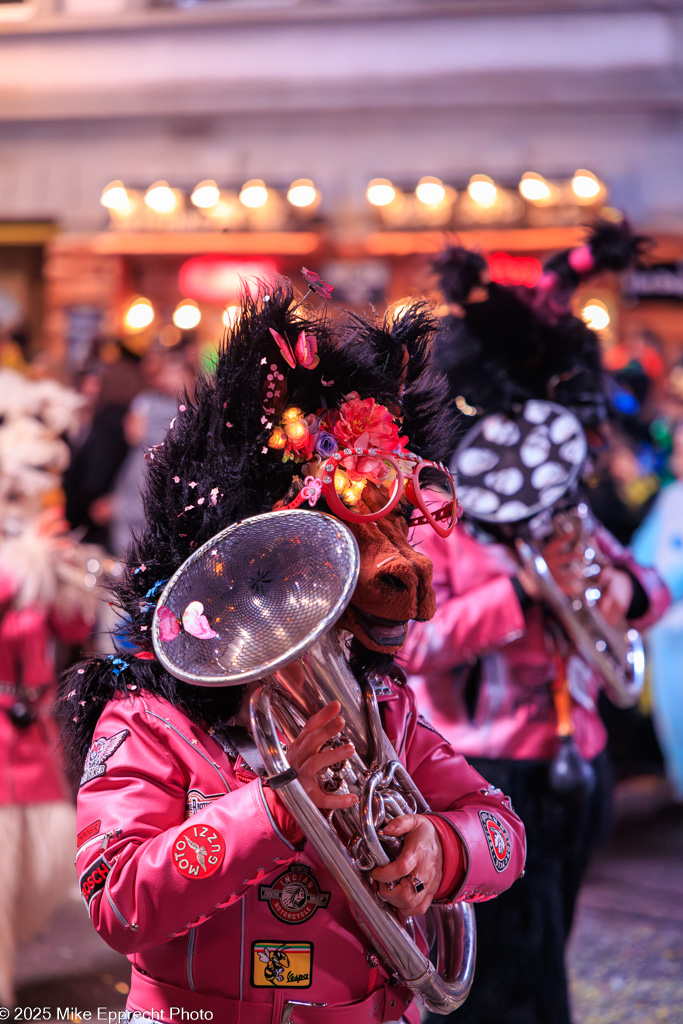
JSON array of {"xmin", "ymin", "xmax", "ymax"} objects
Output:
[
  {"xmin": 596, "ymin": 565, "xmax": 634, "ymax": 627},
  {"xmin": 518, "ymin": 533, "xmax": 586, "ymax": 603},
  {"xmin": 371, "ymin": 814, "xmax": 444, "ymax": 917},
  {"xmin": 278, "ymin": 700, "xmax": 358, "ymax": 811}
]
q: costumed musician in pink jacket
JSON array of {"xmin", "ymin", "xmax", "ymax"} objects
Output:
[
  {"xmin": 59, "ymin": 275, "xmax": 526, "ymax": 1024},
  {"xmin": 401, "ymin": 224, "xmax": 671, "ymax": 1024}
]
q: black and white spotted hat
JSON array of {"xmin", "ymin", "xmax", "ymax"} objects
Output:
[{"xmin": 452, "ymin": 400, "xmax": 587, "ymax": 524}]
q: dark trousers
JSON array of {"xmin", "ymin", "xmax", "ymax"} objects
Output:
[{"xmin": 429, "ymin": 752, "xmax": 613, "ymax": 1024}]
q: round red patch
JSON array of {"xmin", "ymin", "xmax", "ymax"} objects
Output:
[{"xmin": 172, "ymin": 823, "xmax": 225, "ymax": 879}]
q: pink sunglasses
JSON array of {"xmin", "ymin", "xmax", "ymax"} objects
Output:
[{"xmin": 282, "ymin": 447, "xmax": 460, "ymax": 538}]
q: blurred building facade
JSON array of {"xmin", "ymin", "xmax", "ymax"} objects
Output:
[{"xmin": 1, "ymin": 0, "xmax": 683, "ymax": 369}]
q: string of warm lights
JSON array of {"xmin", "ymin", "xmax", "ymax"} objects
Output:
[
  {"xmin": 366, "ymin": 169, "xmax": 605, "ymax": 208},
  {"xmin": 110, "ymin": 167, "xmax": 610, "ymax": 340},
  {"xmin": 101, "ymin": 169, "xmax": 605, "ymax": 220},
  {"xmin": 101, "ymin": 177, "xmax": 320, "ymax": 216}
]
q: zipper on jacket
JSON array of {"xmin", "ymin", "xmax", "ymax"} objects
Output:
[
  {"xmin": 75, "ymin": 829, "xmax": 122, "ymax": 863},
  {"xmin": 186, "ymin": 927, "xmax": 197, "ymax": 991},
  {"xmin": 104, "ymin": 865, "xmax": 137, "ymax": 930}
]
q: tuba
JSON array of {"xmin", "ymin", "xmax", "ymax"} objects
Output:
[
  {"xmin": 153, "ymin": 508, "xmax": 475, "ymax": 1016},
  {"xmin": 453, "ymin": 400, "xmax": 645, "ymax": 709}
]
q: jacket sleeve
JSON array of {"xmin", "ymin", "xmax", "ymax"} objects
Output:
[
  {"xmin": 75, "ymin": 700, "xmax": 297, "ymax": 954},
  {"xmin": 401, "ymin": 526, "xmax": 525, "ymax": 674},
  {"xmin": 396, "ymin": 686, "xmax": 526, "ymax": 903},
  {"xmin": 595, "ymin": 525, "xmax": 671, "ymax": 631}
]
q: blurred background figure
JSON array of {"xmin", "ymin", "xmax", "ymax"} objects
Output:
[
  {"xmin": 632, "ymin": 420, "xmax": 683, "ymax": 802},
  {"xmin": 402, "ymin": 226, "xmax": 671, "ymax": 1024},
  {"xmin": 109, "ymin": 335, "xmax": 197, "ymax": 558},
  {"xmin": 64, "ymin": 339, "xmax": 145, "ymax": 551},
  {"xmin": 0, "ymin": 369, "xmax": 103, "ymax": 1007}
]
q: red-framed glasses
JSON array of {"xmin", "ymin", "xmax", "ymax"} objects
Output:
[{"xmin": 282, "ymin": 447, "xmax": 460, "ymax": 538}]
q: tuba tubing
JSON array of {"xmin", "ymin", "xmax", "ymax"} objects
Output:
[
  {"xmin": 515, "ymin": 536, "xmax": 645, "ymax": 708},
  {"xmin": 250, "ymin": 629, "xmax": 476, "ymax": 1015}
]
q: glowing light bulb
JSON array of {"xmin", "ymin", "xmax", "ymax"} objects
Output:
[
  {"xmin": 581, "ymin": 299, "xmax": 610, "ymax": 331},
  {"xmin": 222, "ymin": 305, "xmax": 240, "ymax": 328},
  {"xmin": 144, "ymin": 181, "xmax": 177, "ymax": 214},
  {"xmin": 415, "ymin": 176, "xmax": 446, "ymax": 205},
  {"xmin": 239, "ymin": 179, "xmax": 269, "ymax": 208},
  {"xmin": 282, "ymin": 407, "xmax": 303, "ymax": 423},
  {"xmin": 467, "ymin": 175, "xmax": 497, "ymax": 207},
  {"xmin": 343, "ymin": 479, "xmax": 366, "ymax": 505},
  {"xmin": 287, "ymin": 179, "xmax": 317, "ymax": 208},
  {"xmin": 100, "ymin": 180, "xmax": 131, "ymax": 213},
  {"xmin": 572, "ymin": 170, "xmax": 602, "ymax": 201},
  {"xmin": 191, "ymin": 180, "xmax": 220, "ymax": 209},
  {"xmin": 124, "ymin": 297, "xmax": 154, "ymax": 332},
  {"xmin": 284, "ymin": 420, "xmax": 307, "ymax": 442},
  {"xmin": 366, "ymin": 179, "xmax": 396, "ymax": 207},
  {"xmin": 268, "ymin": 427, "xmax": 287, "ymax": 449},
  {"xmin": 519, "ymin": 172, "xmax": 551, "ymax": 203},
  {"xmin": 173, "ymin": 300, "xmax": 201, "ymax": 331},
  {"xmin": 334, "ymin": 470, "xmax": 350, "ymax": 495}
]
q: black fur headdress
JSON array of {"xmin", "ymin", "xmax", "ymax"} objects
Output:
[
  {"xmin": 432, "ymin": 219, "xmax": 648, "ymax": 433},
  {"xmin": 59, "ymin": 275, "xmax": 451, "ymax": 777}
]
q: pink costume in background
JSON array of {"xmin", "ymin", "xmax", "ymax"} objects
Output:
[
  {"xmin": 402, "ymin": 522, "xmax": 670, "ymax": 763},
  {"xmin": 0, "ymin": 368, "xmax": 102, "ymax": 1006}
]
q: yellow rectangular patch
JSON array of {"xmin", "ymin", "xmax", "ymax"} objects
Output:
[{"xmin": 251, "ymin": 941, "xmax": 313, "ymax": 988}]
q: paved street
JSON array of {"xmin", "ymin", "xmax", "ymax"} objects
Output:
[
  {"xmin": 13, "ymin": 777, "xmax": 683, "ymax": 1023},
  {"xmin": 568, "ymin": 778, "xmax": 683, "ymax": 1024}
]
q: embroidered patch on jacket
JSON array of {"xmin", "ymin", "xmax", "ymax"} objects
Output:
[
  {"xmin": 77, "ymin": 820, "xmax": 102, "ymax": 848},
  {"xmin": 79, "ymin": 854, "xmax": 112, "ymax": 910},
  {"xmin": 479, "ymin": 810, "xmax": 511, "ymax": 872},
  {"xmin": 185, "ymin": 789, "xmax": 224, "ymax": 819},
  {"xmin": 251, "ymin": 941, "xmax": 313, "ymax": 988},
  {"xmin": 80, "ymin": 729, "xmax": 129, "ymax": 787},
  {"xmin": 258, "ymin": 864, "xmax": 330, "ymax": 924},
  {"xmin": 172, "ymin": 822, "xmax": 225, "ymax": 879}
]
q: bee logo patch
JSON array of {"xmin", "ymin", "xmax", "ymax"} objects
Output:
[
  {"xmin": 172, "ymin": 823, "xmax": 225, "ymax": 879},
  {"xmin": 258, "ymin": 864, "xmax": 330, "ymax": 924},
  {"xmin": 251, "ymin": 942, "xmax": 313, "ymax": 988},
  {"xmin": 479, "ymin": 810, "xmax": 511, "ymax": 872}
]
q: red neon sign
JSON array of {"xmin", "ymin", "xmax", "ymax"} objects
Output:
[
  {"xmin": 488, "ymin": 252, "xmax": 542, "ymax": 289},
  {"xmin": 179, "ymin": 256, "xmax": 279, "ymax": 303}
]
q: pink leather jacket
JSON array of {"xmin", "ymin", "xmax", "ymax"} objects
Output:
[
  {"xmin": 401, "ymin": 522, "xmax": 670, "ymax": 762},
  {"xmin": 0, "ymin": 601, "xmax": 92, "ymax": 805},
  {"xmin": 75, "ymin": 679, "xmax": 526, "ymax": 1023}
]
